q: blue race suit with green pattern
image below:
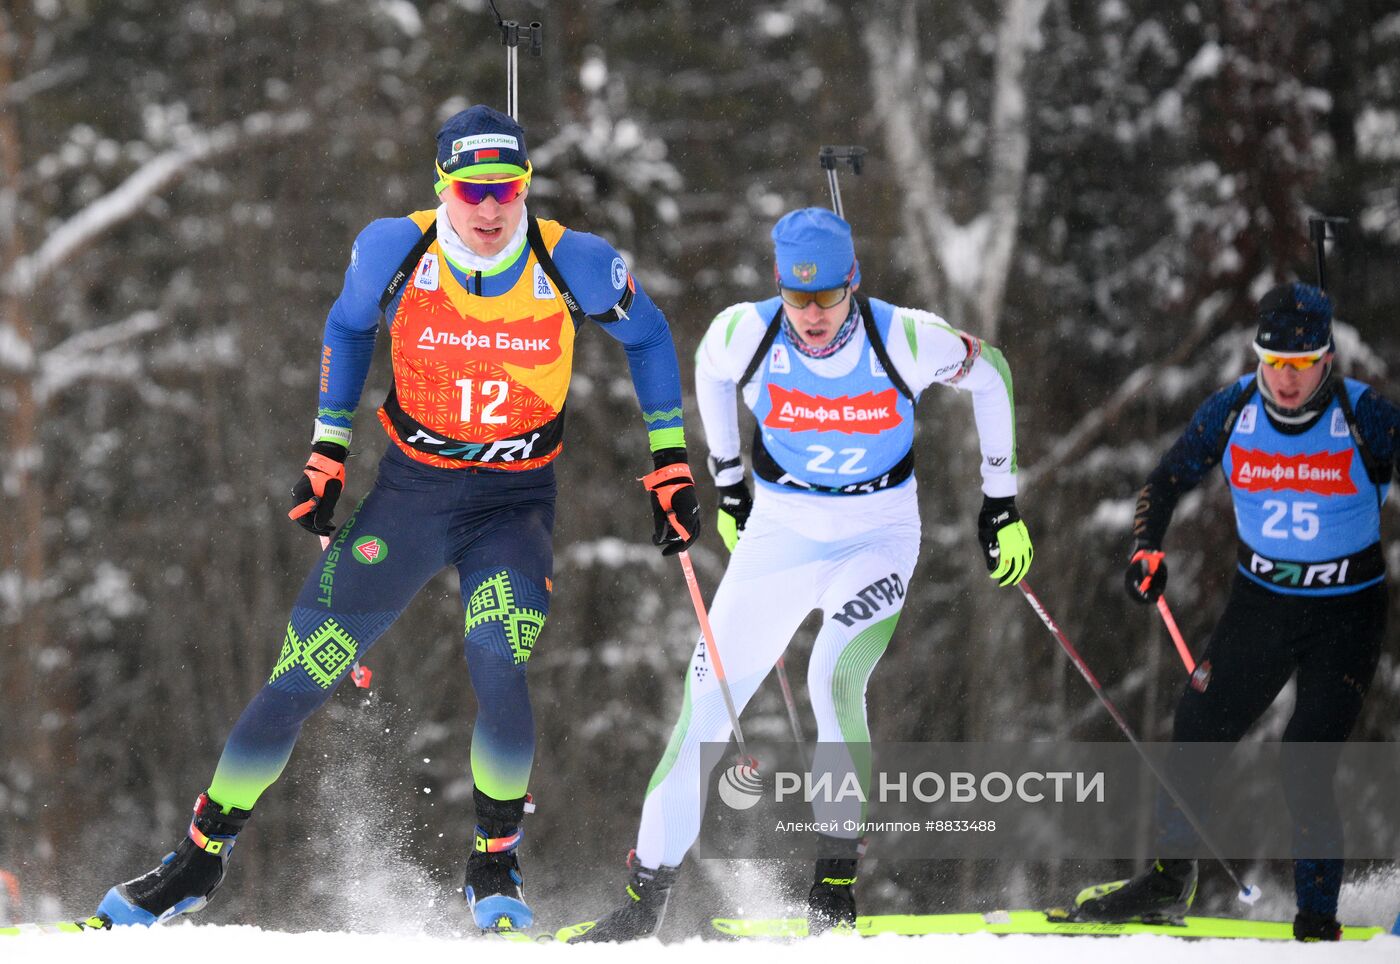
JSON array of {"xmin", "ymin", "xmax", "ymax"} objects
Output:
[{"xmin": 207, "ymin": 207, "xmax": 685, "ymax": 811}]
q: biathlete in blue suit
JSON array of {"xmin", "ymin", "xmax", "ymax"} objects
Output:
[
  {"xmin": 94, "ymin": 105, "xmax": 702, "ymax": 933},
  {"xmin": 1069, "ymin": 283, "xmax": 1400, "ymax": 942}
]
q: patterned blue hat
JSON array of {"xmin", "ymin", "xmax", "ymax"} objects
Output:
[
  {"xmin": 1254, "ymin": 282, "xmax": 1333, "ymax": 354},
  {"xmin": 771, "ymin": 208, "xmax": 862, "ymax": 291},
  {"xmin": 436, "ymin": 105, "xmax": 529, "ymax": 178}
]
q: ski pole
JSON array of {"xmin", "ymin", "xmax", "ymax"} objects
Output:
[
  {"xmin": 771, "ymin": 654, "xmax": 815, "ymax": 774},
  {"xmin": 818, "ymin": 145, "xmax": 867, "ymax": 219},
  {"xmin": 644, "ymin": 467, "xmax": 755, "ymax": 766},
  {"xmin": 1154, "ymin": 597, "xmax": 1196, "ymax": 674},
  {"xmin": 675, "ymin": 549, "xmax": 752, "ymax": 763},
  {"xmin": 1016, "ymin": 580, "xmax": 1261, "ymax": 905},
  {"xmin": 773, "ymin": 656, "xmax": 805, "ymax": 747}
]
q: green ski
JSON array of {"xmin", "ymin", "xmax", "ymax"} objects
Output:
[
  {"xmin": 711, "ymin": 910, "xmax": 1385, "ymax": 941},
  {"xmin": 1, "ymin": 917, "xmax": 109, "ymax": 936}
]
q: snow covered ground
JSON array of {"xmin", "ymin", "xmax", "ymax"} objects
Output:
[
  {"xmin": 3, "ymin": 925, "xmax": 1399, "ymax": 964},
  {"xmin": 6, "ymin": 859, "xmax": 1397, "ymax": 961}
]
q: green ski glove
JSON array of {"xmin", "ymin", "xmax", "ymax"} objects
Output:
[{"xmin": 978, "ymin": 495, "xmax": 1033, "ymax": 587}]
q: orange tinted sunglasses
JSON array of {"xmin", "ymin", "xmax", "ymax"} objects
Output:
[{"xmin": 1253, "ymin": 343, "xmax": 1327, "ymax": 371}]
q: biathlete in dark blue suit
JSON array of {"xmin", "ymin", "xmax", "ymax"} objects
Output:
[
  {"xmin": 95, "ymin": 105, "xmax": 702, "ymax": 932},
  {"xmin": 1069, "ymin": 283, "xmax": 1400, "ymax": 941}
]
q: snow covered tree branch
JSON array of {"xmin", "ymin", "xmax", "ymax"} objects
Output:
[{"xmin": 2, "ymin": 110, "xmax": 311, "ymax": 299}]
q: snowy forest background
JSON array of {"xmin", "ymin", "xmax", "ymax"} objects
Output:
[{"xmin": 3, "ymin": 0, "xmax": 1400, "ymax": 935}]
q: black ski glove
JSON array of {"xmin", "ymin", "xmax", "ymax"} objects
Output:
[
  {"xmin": 289, "ymin": 441, "xmax": 347, "ymax": 536},
  {"xmin": 1124, "ymin": 547, "xmax": 1167, "ymax": 603},
  {"xmin": 642, "ymin": 448, "xmax": 702, "ymax": 556},
  {"xmin": 715, "ymin": 481, "xmax": 752, "ymax": 552}
]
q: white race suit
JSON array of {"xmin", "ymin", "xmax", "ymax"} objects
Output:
[{"xmin": 634, "ymin": 295, "xmax": 1019, "ymax": 868}]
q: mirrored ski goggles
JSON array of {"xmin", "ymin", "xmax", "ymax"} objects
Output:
[
  {"xmin": 777, "ymin": 263, "xmax": 856, "ymax": 310},
  {"xmin": 1253, "ymin": 343, "xmax": 1328, "ymax": 371},
  {"xmin": 779, "ymin": 284, "xmax": 851, "ymax": 310},
  {"xmin": 435, "ymin": 162, "xmax": 532, "ymax": 205}
]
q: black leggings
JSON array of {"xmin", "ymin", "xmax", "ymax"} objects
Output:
[{"xmin": 1156, "ymin": 573, "xmax": 1386, "ymax": 914}]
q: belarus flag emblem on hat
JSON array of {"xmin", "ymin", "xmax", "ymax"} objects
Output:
[{"xmin": 475, "ymin": 149, "xmax": 500, "ymax": 163}]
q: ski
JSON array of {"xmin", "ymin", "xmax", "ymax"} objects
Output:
[
  {"xmin": 711, "ymin": 910, "xmax": 1385, "ymax": 941},
  {"xmin": 481, "ymin": 918, "xmax": 561, "ymax": 943},
  {"xmin": 488, "ymin": 928, "xmax": 545, "ymax": 943},
  {"xmin": 0, "ymin": 917, "xmax": 558, "ymax": 942},
  {"xmin": 552, "ymin": 920, "xmax": 599, "ymax": 942},
  {"xmin": 1, "ymin": 916, "xmax": 109, "ymax": 936},
  {"xmin": 487, "ymin": 924, "xmax": 565, "ymax": 944},
  {"xmin": 489, "ymin": 919, "xmax": 620, "ymax": 943}
]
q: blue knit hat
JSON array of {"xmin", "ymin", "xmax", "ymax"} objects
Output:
[
  {"xmin": 1254, "ymin": 282, "xmax": 1333, "ymax": 354},
  {"xmin": 435, "ymin": 105, "xmax": 529, "ymax": 179},
  {"xmin": 771, "ymin": 208, "xmax": 862, "ymax": 291}
]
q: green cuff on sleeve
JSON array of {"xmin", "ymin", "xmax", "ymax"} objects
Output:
[{"xmin": 648, "ymin": 427, "xmax": 686, "ymax": 453}]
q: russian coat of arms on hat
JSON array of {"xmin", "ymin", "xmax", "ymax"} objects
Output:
[{"xmin": 792, "ymin": 263, "xmax": 818, "ymax": 284}]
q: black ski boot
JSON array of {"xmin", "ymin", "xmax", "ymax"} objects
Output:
[
  {"xmin": 96, "ymin": 792, "xmax": 251, "ymax": 927},
  {"xmin": 808, "ymin": 855, "xmax": 860, "ymax": 934},
  {"xmin": 1293, "ymin": 910, "xmax": 1342, "ymax": 942},
  {"xmin": 1069, "ymin": 859, "xmax": 1197, "ymax": 923},
  {"xmin": 560, "ymin": 857, "xmax": 680, "ymax": 942},
  {"xmin": 463, "ymin": 788, "xmax": 533, "ymax": 931}
]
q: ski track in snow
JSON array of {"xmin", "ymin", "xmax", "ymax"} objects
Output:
[
  {"xmin": 8, "ymin": 838, "xmax": 1397, "ymax": 961},
  {"xmin": 2, "ymin": 925, "xmax": 1399, "ymax": 963}
]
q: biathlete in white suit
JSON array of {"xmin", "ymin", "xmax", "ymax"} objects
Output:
[{"xmin": 567, "ymin": 207, "xmax": 1034, "ymax": 942}]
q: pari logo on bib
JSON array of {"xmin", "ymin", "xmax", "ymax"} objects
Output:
[
  {"xmin": 1228, "ymin": 446, "xmax": 1356, "ymax": 496},
  {"xmin": 763, "ymin": 384, "xmax": 901, "ymax": 435}
]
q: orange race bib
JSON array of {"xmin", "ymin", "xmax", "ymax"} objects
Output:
[{"xmin": 378, "ymin": 214, "xmax": 577, "ymax": 470}]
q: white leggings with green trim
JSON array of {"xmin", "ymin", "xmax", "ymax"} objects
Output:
[{"xmin": 634, "ymin": 483, "xmax": 921, "ymax": 869}]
